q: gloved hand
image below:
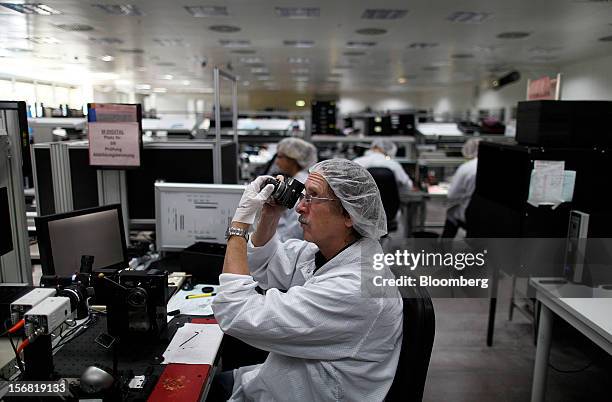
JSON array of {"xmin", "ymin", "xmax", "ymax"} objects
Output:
[{"xmin": 232, "ymin": 176, "xmax": 276, "ymax": 224}]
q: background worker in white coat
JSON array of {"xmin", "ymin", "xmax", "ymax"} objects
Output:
[
  {"xmin": 353, "ymin": 138, "xmax": 413, "ymax": 191},
  {"xmin": 441, "ymin": 138, "xmax": 481, "ymax": 238},
  {"xmin": 211, "ymin": 159, "xmax": 403, "ymax": 402},
  {"xmin": 273, "ymin": 137, "xmax": 317, "ymax": 241}
]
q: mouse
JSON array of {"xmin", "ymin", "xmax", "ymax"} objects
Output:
[
  {"xmin": 201, "ymin": 286, "xmax": 214, "ymax": 293},
  {"xmin": 80, "ymin": 365, "xmax": 114, "ymax": 394}
]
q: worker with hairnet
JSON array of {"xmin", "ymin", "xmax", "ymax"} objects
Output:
[
  {"xmin": 442, "ymin": 138, "xmax": 481, "ymax": 238},
  {"xmin": 273, "ymin": 137, "xmax": 318, "ymax": 241},
  {"xmin": 211, "ymin": 159, "xmax": 403, "ymax": 402},
  {"xmin": 352, "ymin": 138, "xmax": 413, "ymax": 191}
]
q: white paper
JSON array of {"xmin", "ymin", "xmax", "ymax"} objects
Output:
[
  {"xmin": 162, "ymin": 323, "xmax": 223, "ymax": 365},
  {"xmin": 561, "ymin": 170, "xmax": 576, "ymax": 202},
  {"xmin": 167, "ymin": 284, "xmax": 219, "ymax": 322},
  {"xmin": 528, "ymin": 160, "xmax": 565, "ymax": 207}
]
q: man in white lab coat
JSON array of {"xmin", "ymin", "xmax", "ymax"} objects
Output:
[
  {"xmin": 211, "ymin": 159, "xmax": 403, "ymax": 402},
  {"xmin": 441, "ymin": 138, "xmax": 481, "ymax": 238},
  {"xmin": 273, "ymin": 137, "xmax": 318, "ymax": 241},
  {"xmin": 353, "ymin": 138, "xmax": 413, "ymax": 191}
]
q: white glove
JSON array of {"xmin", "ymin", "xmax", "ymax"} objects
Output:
[{"xmin": 232, "ymin": 176, "xmax": 276, "ymax": 224}]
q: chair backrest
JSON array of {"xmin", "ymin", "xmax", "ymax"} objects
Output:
[
  {"xmin": 367, "ymin": 167, "xmax": 400, "ymax": 231},
  {"xmin": 386, "ymin": 286, "xmax": 436, "ymax": 402}
]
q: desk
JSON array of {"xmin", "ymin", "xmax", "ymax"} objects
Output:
[
  {"xmin": 530, "ymin": 278, "xmax": 612, "ymax": 402},
  {"xmin": 399, "ymin": 189, "xmax": 447, "ymax": 236}
]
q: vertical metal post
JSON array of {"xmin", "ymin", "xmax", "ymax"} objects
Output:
[
  {"xmin": 213, "ymin": 67, "xmax": 222, "ymax": 184},
  {"xmin": 97, "ymin": 170, "xmax": 130, "ymax": 247},
  {"xmin": 232, "ymin": 78, "xmax": 239, "ymax": 181}
]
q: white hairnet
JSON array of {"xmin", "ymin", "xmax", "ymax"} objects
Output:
[
  {"xmin": 277, "ymin": 138, "xmax": 318, "ymax": 169},
  {"xmin": 371, "ymin": 138, "xmax": 398, "ymax": 157},
  {"xmin": 309, "ymin": 159, "xmax": 387, "ymax": 239},
  {"xmin": 462, "ymin": 138, "xmax": 482, "ymax": 159}
]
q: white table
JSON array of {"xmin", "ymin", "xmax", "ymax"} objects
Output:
[{"xmin": 530, "ymin": 278, "xmax": 612, "ymax": 402}]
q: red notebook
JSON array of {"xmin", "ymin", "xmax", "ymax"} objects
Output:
[{"xmin": 148, "ymin": 364, "xmax": 211, "ymax": 402}]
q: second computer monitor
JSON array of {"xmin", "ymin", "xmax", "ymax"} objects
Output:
[{"xmin": 35, "ymin": 204, "xmax": 127, "ymax": 277}]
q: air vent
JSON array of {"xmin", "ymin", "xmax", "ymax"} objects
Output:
[
  {"xmin": 27, "ymin": 36, "xmax": 60, "ymax": 44},
  {"xmin": 343, "ymin": 51, "xmax": 366, "ymax": 56},
  {"xmin": 55, "ymin": 24, "xmax": 94, "ymax": 32},
  {"xmin": 283, "ymin": 40, "xmax": 315, "ymax": 48},
  {"xmin": 497, "ymin": 31, "xmax": 531, "ymax": 39},
  {"xmin": 90, "ymin": 37, "xmax": 124, "ymax": 45},
  {"xmin": 361, "ymin": 9, "xmax": 407, "ymax": 19},
  {"xmin": 451, "ymin": 53, "xmax": 474, "ymax": 59},
  {"xmin": 91, "ymin": 4, "xmax": 143, "ymax": 16},
  {"xmin": 288, "ymin": 57, "xmax": 310, "ymax": 64},
  {"xmin": 184, "ymin": 6, "xmax": 228, "ymax": 17},
  {"xmin": 231, "ymin": 49, "xmax": 256, "ymax": 54},
  {"xmin": 153, "ymin": 38, "xmax": 188, "ymax": 47},
  {"xmin": 408, "ymin": 42, "xmax": 438, "ymax": 49},
  {"xmin": 239, "ymin": 56, "xmax": 263, "ymax": 64},
  {"xmin": 219, "ymin": 39, "xmax": 251, "ymax": 48},
  {"xmin": 528, "ymin": 46, "xmax": 561, "ymax": 54},
  {"xmin": 275, "ymin": 7, "xmax": 319, "ymax": 18},
  {"xmin": 447, "ymin": 11, "xmax": 491, "ymax": 24},
  {"xmin": 118, "ymin": 48, "xmax": 144, "ymax": 54},
  {"xmin": 156, "ymin": 62, "xmax": 176, "ymax": 67},
  {"xmin": 209, "ymin": 25, "xmax": 241, "ymax": 33},
  {"xmin": 251, "ymin": 67, "xmax": 268, "ymax": 74},
  {"xmin": 0, "ymin": 3, "xmax": 61, "ymax": 15},
  {"xmin": 291, "ymin": 68, "xmax": 309, "ymax": 74},
  {"xmin": 356, "ymin": 28, "xmax": 387, "ymax": 35},
  {"xmin": 346, "ymin": 41, "xmax": 377, "ymax": 48}
]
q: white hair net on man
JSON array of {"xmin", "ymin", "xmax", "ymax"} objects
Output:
[
  {"xmin": 309, "ymin": 159, "xmax": 387, "ymax": 239},
  {"xmin": 371, "ymin": 139, "xmax": 398, "ymax": 158},
  {"xmin": 277, "ymin": 138, "xmax": 318, "ymax": 169},
  {"xmin": 462, "ymin": 138, "xmax": 482, "ymax": 159}
]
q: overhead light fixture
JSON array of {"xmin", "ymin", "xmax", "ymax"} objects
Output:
[
  {"xmin": 209, "ymin": 25, "xmax": 241, "ymax": 33},
  {"xmin": 27, "ymin": 36, "xmax": 60, "ymax": 44},
  {"xmin": 239, "ymin": 56, "xmax": 263, "ymax": 64},
  {"xmin": 497, "ymin": 31, "xmax": 531, "ymax": 39},
  {"xmin": 251, "ymin": 67, "xmax": 268, "ymax": 73},
  {"xmin": 184, "ymin": 5, "xmax": 228, "ymax": 17},
  {"xmin": 361, "ymin": 9, "xmax": 407, "ymax": 20},
  {"xmin": 355, "ymin": 28, "xmax": 387, "ymax": 35},
  {"xmin": 397, "ymin": 77, "xmax": 407, "ymax": 84},
  {"xmin": 256, "ymin": 75, "xmax": 271, "ymax": 81},
  {"xmin": 275, "ymin": 7, "xmax": 319, "ymax": 18},
  {"xmin": 154, "ymin": 38, "xmax": 188, "ymax": 47},
  {"xmin": 230, "ymin": 49, "xmax": 256, "ymax": 54},
  {"xmin": 491, "ymin": 70, "xmax": 521, "ymax": 89},
  {"xmin": 219, "ymin": 39, "xmax": 251, "ymax": 48},
  {"xmin": 100, "ymin": 55, "xmax": 114, "ymax": 62},
  {"xmin": 91, "ymin": 4, "xmax": 143, "ymax": 16},
  {"xmin": 90, "ymin": 37, "xmax": 124, "ymax": 45},
  {"xmin": 295, "ymin": 100, "xmax": 306, "ymax": 107},
  {"xmin": 135, "ymin": 84, "xmax": 151, "ymax": 90},
  {"xmin": 294, "ymin": 76, "xmax": 309, "ymax": 82},
  {"xmin": 451, "ymin": 53, "xmax": 474, "ymax": 59},
  {"xmin": 242, "ymin": 81, "xmax": 250, "ymax": 86},
  {"xmin": 153, "ymin": 87, "xmax": 168, "ymax": 93},
  {"xmin": 157, "ymin": 62, "xmax": 176, "ymax": 67},
  {"xmin": 291, "ymin": 68, "xmax": 309, "ymax": 74},
  {"xmin": 346, "ymin": 41, "xmax": 377, "ymax": 48},
  {"xmin": 283, "ymin": 40, "xmax": 315, "ymax": 48},
  {"xmin": 598, "ymin": 35, "xmax": 612, "ymax": 42},
  {"xmin": 162, "ymin": 74, "xmax": 174, "ymax": 80},
  {"xmin": 407, "ymin": 42, "xmax": 438, "ymax": 49},
  {"xmin": 182, "ymin": 80, "xmax": 190, "ymax": 85},
  {"xmin": 447, "ymin": 11, "xmax": 491, "ymax": 24},
  {"xmin": 288, "ymin": 57, "xmax": 310, "ymax": 64},
  {"xmin": 343, "ymin": 51, "xmax": 366, "ymax": 56},
  {"xmin": 0, "ymin": 3, "xmax": 61, "ymax": 15},
  {"xmin": 118, "ymin": 48, "xmax": 144, "ymax": 54},
  {"xmin": 55, "ymin": 24, "xmax": 94, "ymax": 32}
]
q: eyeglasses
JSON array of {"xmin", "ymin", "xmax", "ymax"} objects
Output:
[{"xmin": 298, "ymin": 193, "xmax": 336, "ymax": 204}]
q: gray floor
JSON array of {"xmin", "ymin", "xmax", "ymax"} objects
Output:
[{"xmin": 387, "ymin": 201, "xmax": 612, "ymax": 402}]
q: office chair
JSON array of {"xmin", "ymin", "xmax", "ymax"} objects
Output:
[
  {"xmin": 386, "ymin": 286, "xmax": 436, "ymax": 402},
  {"xmin": 367, "ymin": 167, "xmax": 400, "ymax": 232}
]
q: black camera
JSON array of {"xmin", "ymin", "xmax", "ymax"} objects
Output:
[{"xmin": 264, "ymin": 177, "xmax": 305, "ymax": 209}]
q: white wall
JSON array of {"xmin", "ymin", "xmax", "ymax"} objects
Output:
[
  {"xmin": 337, "ymin": 92, "xmax": 420, "ymax": 114},
  {"xmin": 560, "ymin": 54, "xmax": 612, "ymax": 100}
]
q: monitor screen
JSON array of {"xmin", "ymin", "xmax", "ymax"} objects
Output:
[
  {"xmin": 155, "ymin": 183, "xmax": 245, "ymax": 251},
  {"xmin": 36, "ymin": 205, "xmax": 127, "ymax": 276},
  {"xmin": 0, "ymin": 187, "xmax": 13, "ymax": 256}
]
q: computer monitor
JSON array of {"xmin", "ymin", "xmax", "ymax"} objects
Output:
[
  {"xmin": 0, "ymin": 187, "xmax": 13, "ymax": 256},
  {"xmin": 35, "ymin": 204, "xmax": 128, "ymax": 276},
  {"xmin": 155, "ymin": 183, "xmax": 245, "ymax": 251}
]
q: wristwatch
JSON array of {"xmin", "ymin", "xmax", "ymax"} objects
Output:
[{"xmin": 225, "ymin": 225, "xmax": 249, "ymax": 242}]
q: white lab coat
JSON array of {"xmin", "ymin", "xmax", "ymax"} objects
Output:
[
  {"xmin": 353, "ymin": 150, "xmax": 413, "ymax": 190},
  {"xmin": 276, "ymin": 170, "xmax": 309, "ymax": 242},
  {"xmin": 446, "ymin": 158, "xmax": 478, "ymax": 224},
  {"xmin": 211, "ymin": 235, "xmax": 403, "ymax": 402}
]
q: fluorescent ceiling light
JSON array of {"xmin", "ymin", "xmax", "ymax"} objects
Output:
[
  {"xmin": 135, "ymin": 84, "xmax": 151, "ymax": 90},
  {"xmin": 182, "ymin": 80, "xmax": 190, "ymax": 85},
  {"xmin": 184, "ymin": 5, "xmax": 228, "ymax": 17},
  {"xmin": 27, "ymin": 37, "xmax": 60, "ymax": 44},
  {"xmin": 90, "ymin": 37, "xmax": 124, "ymax": 45},
  {"xmin": 447, "ymin": 11, "xmax": 491, "ymax": 24},
  {"xmin": 239, "ymin": 56, "xmax": 263, "ymax": 64},
  {"xmin": 162, "ymin": 74, "xmax": 173, "ymax": 80},
  {"xmin": 346, "ymin": 41, "xmax": 377, "ymax": 48},
  {"xmin": 154, "ymin": 38, "xmax": 188, "ymax": 47},
  {"xmin": 153, "ymin": 88, "xmax": 168, "ymax": 93},
  {"xmin": 284, "ymin": 40, "xmax": 315, "ymax": 48},
  {"xmin": 288, "ymin": 57, "xmax": 310, "ymax": 64},
  {"xmin": 295, "ymin": 100, "xmax": 306, "ymax": 107},
  {"xmin": 91, "ymin": 4, "xmax": 143, "ymax": 16},
  {"xmin": 219, "ymin": 39, "xmax": 251, "ymax": 48},
  {"xmin": 100, "ymin": 55, "xmax": 114, "ymax": 62},
  {"xmin": 275, "ymin": 7, "xmax": 319, "ymax": 18},
  {"xmin": 361, "ymin": 9, "xmax": 407, "ymax": 20},
  {"xmin": 55, "ymin": 24, "xmax": 94, "ymax": 32},
  {"xmin": 0, "ymin": 3, "xmax": 61, "ymax": 15}
]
